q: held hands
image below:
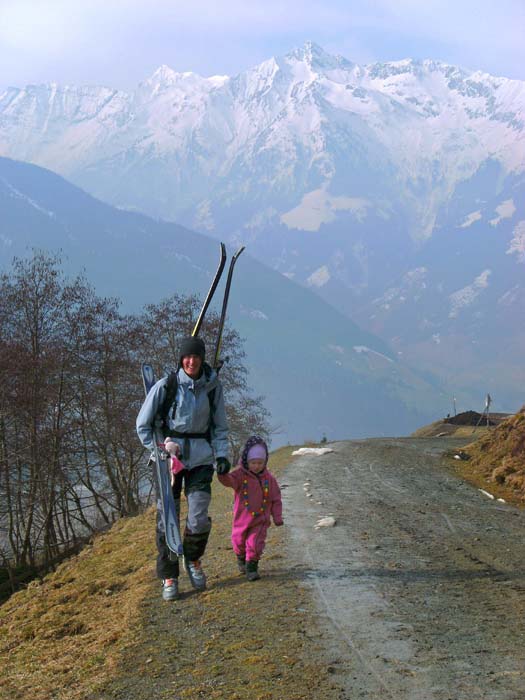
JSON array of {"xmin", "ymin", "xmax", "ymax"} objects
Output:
[
  {"xmin": 164, "ymin": 437, "xmax": 180, "ymax": 457},
  {"xmin": 164, "ymin": 438, "xmax": 183, "ymax": 486},
  {"xmin": 216, "ymin": 457, "xmax": 231, "ymax": 475}
]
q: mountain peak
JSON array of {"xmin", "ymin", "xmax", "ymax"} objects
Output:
[
  {"xmin": 285, "ymin": 41, "xmax": 354, "ymax": 72},
  {"xmin": 144, "ymin": 64, "xmax": 229, "ymax": 91},
  {"xmin": 147, "ymin": 64, "xmax": 182, "ymax": 85}
]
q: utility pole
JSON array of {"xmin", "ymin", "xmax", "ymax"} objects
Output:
[{"xmin": 474, "ymin": 393, "xmax": 493, "ymax": 432}]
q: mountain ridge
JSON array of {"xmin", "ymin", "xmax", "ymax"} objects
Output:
[{"xmin": 0, "ymin": 156, "xmax": 442, "ymax": 443}]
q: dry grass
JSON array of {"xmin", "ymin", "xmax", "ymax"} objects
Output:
[
  {"xmin": 411, "ymin": 409, "xmax": 525, "ymax": 507},
  {"xmin": 411, "ymin": 411, "xmax": 512, "ymax": 439},
  {"xmin": 0, "ymin": 446, "xmax": 341, "ymax": 700},
  {"xmin": 412, "ymin": 420, "xmax": 491, "ymax": 439},
  {"xmin": 0, "ymin": 513, "xmax": 155, "ymax": 700},
  {"xmin": 452, "ymin": 408, "xmax": 525, "ymax": 505}
]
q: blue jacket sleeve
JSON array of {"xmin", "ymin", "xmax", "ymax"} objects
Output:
[
  {"xmin": 210, "ymin": 380, "xmax": 229, "ymax": 459},
  {"xmin": 136, "ymin": 378, "xmax": 166, "ymax": 451}
]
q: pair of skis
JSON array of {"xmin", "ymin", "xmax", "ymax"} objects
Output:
[
  {"xmin": 191, "ymin": 242, "xmax": 245, "ymax": 369},
  {"xmin": 141, "ymin": 362, "xmax": 183, "ymax": 557},
  {"xmin": 141, "ymin": 243, "xmax": 245, "ymax": 559}
]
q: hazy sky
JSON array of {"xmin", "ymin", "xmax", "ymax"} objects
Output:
[{"xmin": 1, "ymin": 0, "xmax": 524, "ymax": 90}]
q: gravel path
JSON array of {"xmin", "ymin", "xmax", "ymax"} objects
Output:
[{"xmin": 283, "ymin": 438, "xmax": 525, "ymax": 700}]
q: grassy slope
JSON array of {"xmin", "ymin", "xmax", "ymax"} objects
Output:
[
  {"xmin": 453, "ymin": 409, "xmax": 525, "ymax": 505},
  {"xmin": 0, "ymin": 447, "xmax": 340, "ymax": 700},
  {"xmin": 0, "ymin": 512, "xmax": 154, "ymax": 699},
  {"xmin": 411, "ymin": 412, "xmax": 512, "ymax": 439},
  {"xmin": 411, "ymin": 420, "xmax": 491, "ymax": 439}
]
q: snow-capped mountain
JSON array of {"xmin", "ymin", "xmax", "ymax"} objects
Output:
[
  {"xmin": 1, "ymin": 42, "xmax": 524, "ymax": 409},
  {"xmin": 2, "ymin": 42, "xmax": 523, "ymax": 229}
]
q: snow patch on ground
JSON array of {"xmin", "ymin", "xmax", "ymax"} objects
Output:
[
  {"xmin": 459, "ymin": 210, "xmax": 482, "ymax": 228},
  {"xmin": 240, "ymin": 305, "xmax": 269, "ymax": 320},
  {"xmin": 372, "ymin": 267, "xmax": 427, "ymax": 309},
  {"xmin": 490, "ymin": 199, "xmax": 516, "ymax": 226},
  {"xmin": 327, "ymin": 344, "xmax": 345, "ymax": 354},
  {"xmin": 245, "ymin": 207, "xmax": 278, "ymax": 230},
  {"xmin": 193, "ymin": 200, "xmax": 215, "ymax": 231},
  {"xmin": 315, "ymin": 516, "xmax": 336, "ymax": 529},
  {"xmin": 172, "ymin": 252, "xmax": 192, "ymax": 263},
  {"xmin": 292, "ymin": 447, "xmax": 334, "ymax": 456},
  {"xmin": 405, "ymin": 267, "xmax": 428, "ymax": 283},
  {"xmin": 2, "ymin": 178, "xmax": 55, "ymax": 218},
  {"xmin": 506, "ymin": 221, "xmax": 525, "ymax": 262},
  {"xmin": 353, "ymin": 346, "xmax": 394, "ymax": 363},
  {"xmin": 281, "ymin": 188, "xmax": 370, "ymax": 231},
  {"xmin": 307, "ymin": 265, "xmax": 330, "ymax": 287},
  {"xmin": 498, "ymin": 285, "xmax": 520, "ymax": 305},
  {"xmin": 449, "ymin": 270, "xmax": 491, "ymax": 318}
]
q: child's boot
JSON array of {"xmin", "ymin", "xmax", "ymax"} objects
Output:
[
  {"xmin": 236, "ymin": 554, "xmax": 246, "ymax": 574},
  {"xmin": 246, "ymin": 560, "xmax": 260, "ymax": 581}
]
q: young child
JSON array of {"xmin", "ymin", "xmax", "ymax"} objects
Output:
[{"xmin": 217, "ymin": 435, "xmax": 283, "ymax": 581}]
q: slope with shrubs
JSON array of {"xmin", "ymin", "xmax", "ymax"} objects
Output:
[{"xmin": 459, "ymin": 407, "xmax": 525, "ymax": 503}]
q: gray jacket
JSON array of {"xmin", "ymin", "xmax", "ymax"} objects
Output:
[{"xmin": 136, "ymin": 366, "xmax": 229, "ymax": 469}]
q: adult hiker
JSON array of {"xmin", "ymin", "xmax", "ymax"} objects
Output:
[{"xmin": 136, "ymin": 336, "xmax": 231, "ymax": 601}]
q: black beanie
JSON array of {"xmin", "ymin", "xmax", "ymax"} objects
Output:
[{"xmin": 179, "ymin": 336, "xmax": 206, "ymax": 363}]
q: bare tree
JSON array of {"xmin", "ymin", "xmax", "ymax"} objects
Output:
[
  {"xmin": 0, "ymin": 252, "xmax": 89, "ymax": 566},
  {"xmin": 0, "ymin": 253, "xmax": 271, "ymax": 587}
]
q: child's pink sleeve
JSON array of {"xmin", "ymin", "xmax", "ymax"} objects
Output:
[
  {"xmin": 217, "ymin": 467, "xmax": 243, "ymax": 490},
  {"xmin": 270, "ymin": 475, "xmax": 283, "ymax": 525}
]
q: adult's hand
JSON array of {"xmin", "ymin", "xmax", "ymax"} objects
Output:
[{"xmin": 216, "ymin": 457, "xmax": 231, "ymax": 475}]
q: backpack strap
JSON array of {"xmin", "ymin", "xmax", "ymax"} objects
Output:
[
  {"xmin": 159, "ymin": 365, "xmax": 216, "ymax": 434},
  {"xmin": 159, "ymin": 371, "xmax": 178, "ymax": 433},
  {"xmin": 204, "ymin": 363, "xmax": 216, "ymax": 428}
]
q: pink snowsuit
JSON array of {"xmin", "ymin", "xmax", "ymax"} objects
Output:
[{"xmin": 218, "ymin": 466, "xmax": 283, "ymax": 561}]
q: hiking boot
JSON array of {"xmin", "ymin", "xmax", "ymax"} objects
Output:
[
  {"xmin": 236, "ymin": 554, "xmax": 246, "ymax": 574},
  {"xmin": 162, "ymin": 578, "xmax": 179, "ymax": 601},
  {"xmin": 184, "ymin": 557, "xmax": 207, "ymax": 590},
  {"xmin": 246, "ymin": 560, "xmax": 260, "ymax": 581}
]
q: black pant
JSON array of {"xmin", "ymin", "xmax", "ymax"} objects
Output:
[{"xmin": 156, "ymin": 464, "xmax": 214, "ymax": 579}]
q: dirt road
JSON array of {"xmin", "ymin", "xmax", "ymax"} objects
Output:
[{"xmin": 283, "ymin": 438, "xmax": 525, "ymax": 700}]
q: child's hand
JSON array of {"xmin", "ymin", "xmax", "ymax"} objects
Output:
[
  {"xmin": 164, "ymin": 437, "xmax": 180, "ymax": 457},
  {"xmin": 274, "ymin": 520, "xmax": 284, "ymax": 527}
]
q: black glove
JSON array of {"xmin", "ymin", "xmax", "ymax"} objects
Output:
[{"xmin": 216, "ymin": 457, "xmax": 231, "ymax": 475}]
